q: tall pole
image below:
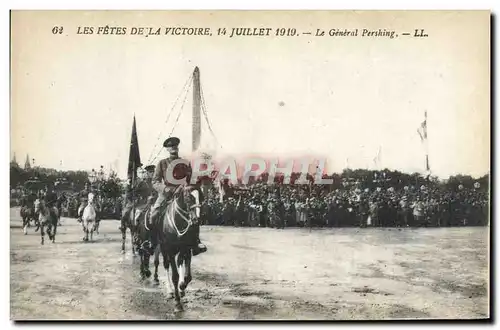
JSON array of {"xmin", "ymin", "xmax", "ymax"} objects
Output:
[
  {"xmin": 192, "ymin": 67, "xmax": 201, "ymax": 152},
  {"xmin": 424, "ymin": 110, "xmax": 430, "ymax": 179}
]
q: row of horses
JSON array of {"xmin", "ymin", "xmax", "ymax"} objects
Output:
[
  {"xmin": 20, "ymin": 193, "xmax": 101, "ymax": 245},
  {"xmin": 20, "ymin": 186, "xmax": 203, "ymax": 313}
]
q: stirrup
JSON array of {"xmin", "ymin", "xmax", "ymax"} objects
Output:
[{"xmin": 193, "ymin": 244, "xmax": 207, "ymax": 256}]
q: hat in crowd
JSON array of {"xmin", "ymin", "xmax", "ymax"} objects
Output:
[
  {"xmin": 144, "ymin": 165, "xmax": 155, "ymax": 173},
  {"xmin": 163, "ymin": 137, "xmax": 180, "ymax": 148}
]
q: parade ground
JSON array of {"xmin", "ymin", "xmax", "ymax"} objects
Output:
[{"xmin": 10, "ymin": 207, "xmax": 489, "ymax": 320}]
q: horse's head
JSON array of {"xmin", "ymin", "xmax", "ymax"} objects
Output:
[
  {"xmin": 175, "ymin": 185, "xmax": 202, "ymax": 223},
  {"xmin": 88, "ymin": 192, "xmax": 95, "ymax": 204}
]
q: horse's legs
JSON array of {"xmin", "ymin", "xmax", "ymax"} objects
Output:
[
  {"xmin": 139, "ymin": 251, "xmax": 145, "ymax": 279},
  {"xmin": 120, "ymin": 225, "xmax": 126, "ymax": 254},
  {"xmin": 185, "ymin": 252, "xmax": 192, "ymax": 287},
  {"xmin": 162, "ymin": 247, "xmax": 174, "ymax": 298},
  {"xmin": 46, "ymin": 223, "xmax": 52, "ymax": 241},
  {"xmin": 52, "ymin": 222, "xmax": 57, "ymax": 243},
  {"xmin": 169, "ymin": 252, "xmax": 182, "ymax": 312},
  {"xmin": 22, "ymin": 217, "xmax": 28, "ymax": 235},
  {"xmin": 140, "ymin": 242, "xmax": 152, "ymax": 279},
  {"xmin": 131, "ymin": 228, "xmax": 136, "ymax": 255},
  {"xmin": 178, "ymin": 251, "xmax": 192, "ymax": 297},
  {"xmin": 144, "ymin": 252, "xmax": 152, "ymax": 278},
  {"xmin": 178, "ymin": 253, "xmax": 187, "ymax": 297},
  {"xmin": 83, "ymin": 222, "xmax": 89, "ymax": 242},
  {"xmin": 40, "ymin": 223, "xmax": 45, "ymax": 245},
  {"xmin": 154, "ymin": 245, "xmax": 161, "ymax": 285}
]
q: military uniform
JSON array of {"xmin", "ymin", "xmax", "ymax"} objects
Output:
[
  {"xmin": 121, "ymin": 184, "xmax": 135, "ymax": 222},
  {"xmin": 119, "ymin": 167, "xmax": 155, "ymax": 231},
  {"xmin": 77, "ymin": 186, "xmax": 90, "ymax": 219},
  {"xmin": 44, "ymin": 189, "xmax": 59, "ymax": 219},
  {"xmin": 150, "ymin": 137, "xmax": 207, "ymax": 255}
]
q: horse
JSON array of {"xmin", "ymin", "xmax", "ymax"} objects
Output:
[
  {"xmin": 81, "ymin": 193, "xmax": 98, "ymax": 242},
  {"xmin": 139, "ymin": 185, "xmax": 202, "ymax": 313},
  {"xmin": 33, "ymin": 199, "xmax": 58, "ymax": 245},
  {"xmin": 121, "ymin": 199, "xmax": 151, "ymax": 255},
  {"xmin": 20, "ymin": 204, "xmax": 37, "ymax": 235}
]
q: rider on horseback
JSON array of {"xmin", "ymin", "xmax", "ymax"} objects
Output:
[
  {"xmin": 77, "ymin": 183, "xmax": 90, "ymax": 222},
  {"xmin": 150, "ymin": 137, "xmax": 207, "ymax": 256},
  {"xmin": 44, "ymin": 186, "xmax": 59, "ymax": 220},
  {"xmin": 119, "ymin": 165, "xmax": 156, "ymax": 231}
]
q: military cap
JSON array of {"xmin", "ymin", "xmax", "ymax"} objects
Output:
[
  {"xmin": 144, "ymin": 165, "xmax": 155, "ymax": 172},
  {"xmin": 163, "ymin": 137, "xmax": 180, "ymax": 148}
]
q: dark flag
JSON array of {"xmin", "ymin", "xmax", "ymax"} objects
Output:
[{"xmin": 127, "ymin": 116, "xmax": 142, "ymax": 181}]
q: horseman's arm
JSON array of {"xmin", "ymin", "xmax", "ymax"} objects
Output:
[{"xmin": 152, "ymin": 160, "xmax": 167, "ymax": 194}]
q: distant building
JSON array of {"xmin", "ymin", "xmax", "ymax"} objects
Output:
[
  {"xmin": 24, "ymin": 154, "xmax": 31, "ymax": 169},
  {"xmin": 10, "ymin": 153, "xmax": 19, "ymax": 168}
]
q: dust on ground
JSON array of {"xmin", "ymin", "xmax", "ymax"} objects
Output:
[{"xmin": 10, "ymin": 207, "xmax": 489, "ymax": 320}]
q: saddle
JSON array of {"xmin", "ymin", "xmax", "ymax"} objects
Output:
[
  {"xmin": 134, "ymin": 204, "xmax": 151, "ymax": 225},
  {"xmin": 148, "ymin": 199, "xmax": 170, "ymax": 229}
]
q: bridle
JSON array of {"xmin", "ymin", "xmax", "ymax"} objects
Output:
[{"xmin": 166, "ymin": 189, "xmax": 201, "ymax": 237}]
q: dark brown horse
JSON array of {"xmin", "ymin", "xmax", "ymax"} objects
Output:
[
  {"xmin": 34, "ymin": 199, "xmax": 58, "ymax": 245},
  {"xmin": 121, "ymin": 200, "xmax": 151, "ymax": 255},
  {"xmin": 20, "ymin": 205, "xmax": 37, "ymax": 235},
  {"xmin": 139, "ymin": 185, "xmax": 202, "ymax": 313}
]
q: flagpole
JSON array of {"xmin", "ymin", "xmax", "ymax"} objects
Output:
[
  {"xmin": 417, "ymin": 110, "xmax": 430, "ymax": 179},
  {"xmin": 132, "ymin": 159, "xmax": 136, "ymax": 224}
]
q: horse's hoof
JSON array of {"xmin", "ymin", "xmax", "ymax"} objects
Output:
[
  {"xmin": 174, "ymin": 303, "xmax": 183, "ymax": 313},
  {"xmin": 180, "ymin": 290, "xmax": 186, "ymax": 298},
  {"xmin": 121, "ymin": 250, "xmax": 125, "ymax": 254},
  {"xmin": 179, "ymin": 281, "xmax": 187, "ymax": 291},
  {"xmin": 145, "ymin": 269, "xmax": 152, "ymax": 278},
  {"xmin": 154, "ymin": 278, "xmax": 160, "ymax": 286}
]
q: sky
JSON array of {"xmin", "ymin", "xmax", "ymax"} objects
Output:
[{"xmin": 10, "ymin": 11, "xmax": 490, "ymax": 179}]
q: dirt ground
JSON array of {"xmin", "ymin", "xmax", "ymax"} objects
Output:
[{"xmin": 9, "ymin": 207, "xmax": 489, "ymax": 320}]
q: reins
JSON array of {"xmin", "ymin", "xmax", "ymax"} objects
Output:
[{"xmin": 166, "ymin": 196, "xmax": 201, "ymax": 238}]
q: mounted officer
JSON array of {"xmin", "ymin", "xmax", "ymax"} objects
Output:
[
  {"xmin": 139, "ymin": 165, "xmax": 156, "ymax": 205},
  {"xmin": 44, "ymin": 186, "xmax": 59, "ymax": 220},
  {"xmin": 77, "ymin": 183, "xmax": 90, "ymax": 222},
  {"xmin": 150, "ymin": 137, "xmax": 207, "ymax": 256},
  {"xmin": 118, "ymin": 165, "xmax": 155, "ymax": 231}
]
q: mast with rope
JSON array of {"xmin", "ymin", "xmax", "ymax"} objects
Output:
[
  {"xmin": 146, "ymin": 66, "xmax": 222, "ymax": 177},
  {"xmin": 417, "ymin": 110, "xmax": 430, "ymax": 180},
  {"xmin": 192, "ymin": 67, "xmax": 201, "ymax": 153}
]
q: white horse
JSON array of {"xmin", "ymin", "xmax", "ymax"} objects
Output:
[{"xmin": 82, "ymin": 192, "xmax": 97, "ymax": 242}]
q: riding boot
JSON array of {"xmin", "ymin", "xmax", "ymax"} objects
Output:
[{"xmin": 191, "ymin": 225, "xmax": 207, "ymax": 256}]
